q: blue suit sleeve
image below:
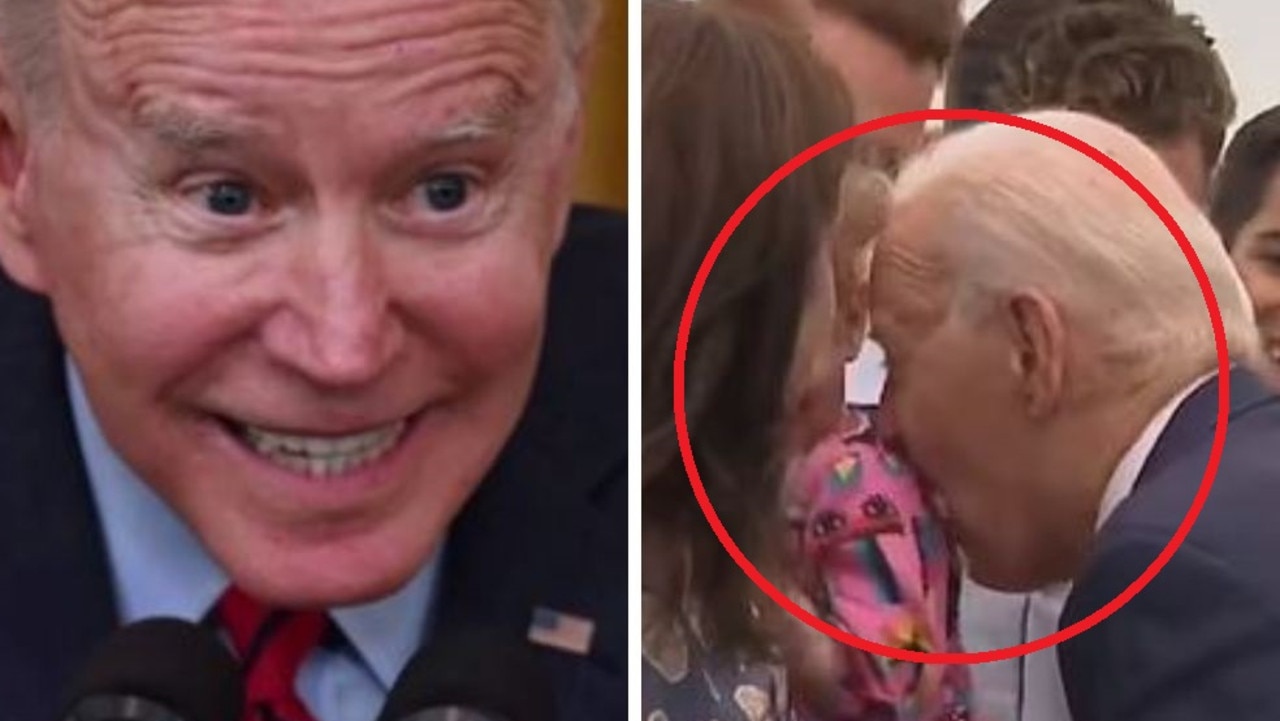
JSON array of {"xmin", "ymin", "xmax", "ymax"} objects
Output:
[{"xmin": 1059, "ymin": 534, "xmax": 1280, "ymax": 721}]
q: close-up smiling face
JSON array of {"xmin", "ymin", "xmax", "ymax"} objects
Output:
[{"xmin": 0, "ymin": 0, "xmax": 585, "ymax": 607}]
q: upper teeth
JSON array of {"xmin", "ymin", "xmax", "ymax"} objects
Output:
[{"xmin": 240, "ymin": 420, "xmax": 407, "ymax": 477}]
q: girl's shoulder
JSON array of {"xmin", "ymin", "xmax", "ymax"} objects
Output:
[
  {"xmin": 642, "ymin": 597, "xmax": 792, "ymax": 721},
  {"xmin": 793, "ymin": 406, "xmax": 929, "ymax": 516}
]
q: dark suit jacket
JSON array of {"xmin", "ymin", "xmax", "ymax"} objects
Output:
[
  {"xmin": 1059, "ymin": 368, "xmax": 1280, "ymax": 721},
  {"xmin": 0, "ymin": 206, "xmax": 628, "ymax": 721}
]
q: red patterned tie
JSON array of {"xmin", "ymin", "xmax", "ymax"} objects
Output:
[{"xmin": 217, "ymin": 587, "xmax": 329, "ymax": 721}]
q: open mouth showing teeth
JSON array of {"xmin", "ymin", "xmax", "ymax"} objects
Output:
[{"xmin": 228, "ymin": 418, "xmax": 409, "ymax": 478}]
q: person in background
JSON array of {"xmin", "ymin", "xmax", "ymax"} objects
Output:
[
  {"xmin": 712, "ymin": 0, "xmax": 961, "ymax": 172},
  {"xmin": 945, "ymin": 0, "xmax": 1235, "ymax": 206},
  {"xmin": 1211, "ymin": 105, "xmax": 1280, "ymax": 370},
  {"xmin": 642, "ymin": 2, "xmax": 883, "ymax": 718},
  {"xmin": 874, "ymin": 109, "xmax": 1280, "ymax": 721},
  {"xmin": 805, "ymin": 0, "xmax": 960, "ymax": 170}
]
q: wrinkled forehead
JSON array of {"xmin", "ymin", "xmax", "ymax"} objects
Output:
[
  {"xmin": 870, "ymin": 200, "xmax": 953, "ymax": 336},
  {"xmin": 59, "ymin": 0, "xmax": 561, "ymax": 117}
]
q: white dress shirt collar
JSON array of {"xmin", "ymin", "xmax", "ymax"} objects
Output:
[{"xmin": 1094, "ymin": 369, "xmax": 1218, "ymax": 531}]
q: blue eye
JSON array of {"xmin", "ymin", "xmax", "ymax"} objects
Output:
[
  {"xmin": 419, "ymin": 173, "xmax": 469, "ymax": 212},
  {"xmin": 202, "ymin": 181, "xmax": 255, "ymax": 216}
]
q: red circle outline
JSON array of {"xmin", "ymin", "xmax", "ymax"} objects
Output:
[{"xmin": 671, "ymin": 108, "xmax": 1230, "ymax": 664}]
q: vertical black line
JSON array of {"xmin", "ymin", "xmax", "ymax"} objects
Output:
[
  {"xmin": 255, "ymin": 700, "xmax": 286, "ymax": 721},
  {"xmin": 242, "ymin": 611, "xmax": 290, "ymax": 671},
  {"xmin": 1015, "ymin": 595, "xmax": 1032, "ymax": 721}
]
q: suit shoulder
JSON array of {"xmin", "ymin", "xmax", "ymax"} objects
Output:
[
  {"xmin": 1097, "ymin": 396, "xmax": 1280, "ymax": 607},
  {"xmin": 553, "ymin": 205, "xmax": 627, "ymax": 296},
  {"xmin": 532, "ymin": 204, "xmax": 627, "ymax": 460}
]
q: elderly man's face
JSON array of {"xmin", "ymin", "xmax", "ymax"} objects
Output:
[
  {"xmin": 871, "ymin": 205, "xmax": 1057, "ymax": 591},
  {"xmin": 0, "ymin": 0, "xmax": 582, "ymax": 606}
]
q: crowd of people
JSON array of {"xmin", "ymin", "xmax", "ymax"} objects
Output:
[{"xmin": 641, "ymin": 1, "xmax": 1280, "ymax": 720}]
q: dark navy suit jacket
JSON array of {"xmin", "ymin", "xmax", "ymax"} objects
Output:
[
  {"xmin": 0, "ymin": 206, "xmax": 627, "ymax": 721},
  {"xmin": 1059, "ymin": 368, "xmax": 1280, "ymax": 721}
]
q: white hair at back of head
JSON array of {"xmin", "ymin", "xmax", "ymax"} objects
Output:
[{"xmin": 894, "ymin": 109, "xmax": 1258, "ymax": 397}]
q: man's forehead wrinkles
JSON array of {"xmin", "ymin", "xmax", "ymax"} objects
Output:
[
  {"xmin": 59, "ymin": 0, "xmax": 564, "ymax": 152},
  {"xmin": 67, "ymin": 0, "xmax": 548, "ymax": 31},
  {"xmin": 893, "ymin": 245, "xmax": 946, "ymax": 287},
  {"xmin": 874, "ymin": 233, "xmax": 951, "ymax": 326},
  {"xmin": 876, "ymin": 238, "xmax": 944, "ymax": 290},
  {"xmin": 66, "ymin": 0, "xmax": 553, "ymax": 75},
  {"xmin": 126, "ymin": 80, "xmax": 532, "ymax": 155},
  {"xmin": 75, "ymin": 48, "xmax": 552, "ymax": 143}
]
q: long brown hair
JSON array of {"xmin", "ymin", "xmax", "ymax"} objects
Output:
[{"xmin": 643, "ymin": 0, "xmax": 855, "ymax": 656}]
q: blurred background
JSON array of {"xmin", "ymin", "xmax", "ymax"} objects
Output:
[
  {"xmin": 573, "ymin": 0, "xmax": 628, "ymax": 210},
  {"xmin": 960, "ymin": 0, "xmax": 1278, "ymax": 133}
]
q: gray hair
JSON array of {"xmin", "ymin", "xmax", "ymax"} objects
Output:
[
  {"xmin": 895, "ymin": 109, "xmax": 1258, "ymax": 398},
  {"xmin": 0, "ymin": 0, "xmax": 599, "ymax": 105},
  {"xmin": 0, "ymin": 0, "xmax": 56, "ymax": 100}
]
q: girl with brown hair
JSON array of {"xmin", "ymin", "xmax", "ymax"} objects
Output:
[{"xmin": 642, "ymin": 1, "xmax": 875, "ymax": 718}]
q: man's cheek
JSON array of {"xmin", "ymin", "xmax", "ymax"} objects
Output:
[
  {"xmin": 87, "ymin": 279, "xmax": 243, "ymax": 377},
  {"xmin": 422, "ymin": 263, "xmax": 548, "ymax": 373}
]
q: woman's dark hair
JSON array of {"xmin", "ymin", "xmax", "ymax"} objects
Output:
[
  {"xmin": 642, "ymin": 0, "xmax": 854, "ymax": 656},
  {"xmin": 1211, "ymin": 105, "xmax": 1280, "ymax": 249}
]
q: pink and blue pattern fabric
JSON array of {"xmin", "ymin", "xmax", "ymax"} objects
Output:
[{"xmin": 786, "ymin": 407, "xmax": 973, "ymax": 721}]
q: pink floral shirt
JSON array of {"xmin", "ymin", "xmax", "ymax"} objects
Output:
[{"xmin": 786, "ymin": 407, "xmax": 973, "ymax": 721}]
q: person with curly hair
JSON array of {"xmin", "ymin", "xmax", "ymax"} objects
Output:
[{"xmin": 946, "ymin": 0, "xmax": 1235, "ymax": 205}]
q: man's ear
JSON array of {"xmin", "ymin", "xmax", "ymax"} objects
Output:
[
  {"xmin": 0, "ymin": 78, "xmax": 46, "ymax": 294},
  {"xmin": 1003, "ymin": 290, "xmax": 1066, "ymax": 418}
]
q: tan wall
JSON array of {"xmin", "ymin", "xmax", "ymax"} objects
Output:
[{"xmin": 573, "ymin": 0, "xmax": 628, "ymax": 210}]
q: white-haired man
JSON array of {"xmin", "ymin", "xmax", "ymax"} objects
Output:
[
  {"xmin": 872, "ymin": 109, "xmax": 1280, "ymax": 721},
  {"xmin": 0, "ymin": 0, "xmax": 625, "ymax": 719}
]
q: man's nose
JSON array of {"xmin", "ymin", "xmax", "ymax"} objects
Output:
[{"xmin": 261, "ymin": 220, "xmax": 405, "ymax": 387}]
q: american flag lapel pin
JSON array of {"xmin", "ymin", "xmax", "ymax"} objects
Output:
[{"xmin": 527, "ymin": 606, "xmax": 595, "ymax": 656}]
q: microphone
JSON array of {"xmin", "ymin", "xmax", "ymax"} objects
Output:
[
  {"xmin": 378, "ymin": 628, "xmax": 557, "ymax": 721},
  {"xmin": 60, "ymin": 617, "xmax": 244, "ymax": 721}
]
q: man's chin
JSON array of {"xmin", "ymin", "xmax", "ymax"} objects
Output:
[
  {"xmin": 964, "ymin": 552, "xmax": 1048, "ymax": 594},
  {"xmin": 210, "ymin": 534, "xmax": 439, "ymax": 610},
  {"xmin": 971, "ymin": 562, "xmax": 1076, "ymax": 594},
  {"xmin": 969, "ymin": 573, "xmax": 1036, "ymax": 594},
  {"xmin": 231, "ymin": 565, "xmax": 417, "ymax": 610}
]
